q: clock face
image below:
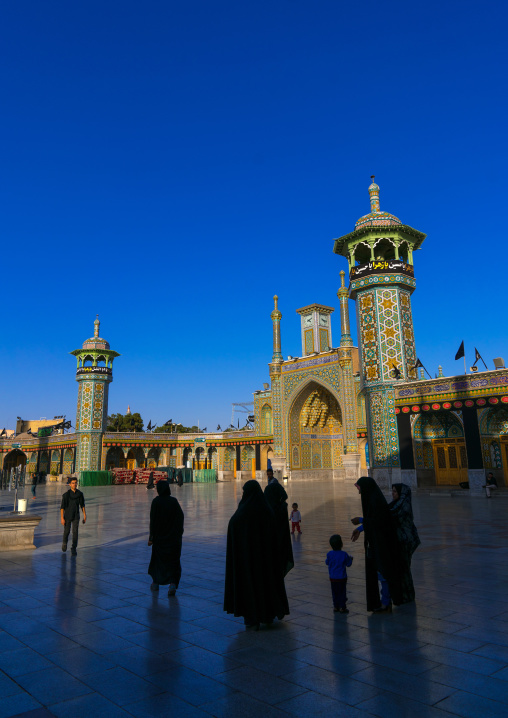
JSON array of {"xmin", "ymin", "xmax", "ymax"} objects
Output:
[
  {"xmin": 319, "ymin": 314, "xmax": 328, "ymax": 326},
  {"xmin": 303, "ymin": 315, "xmax": 313, "ymax": 327}
]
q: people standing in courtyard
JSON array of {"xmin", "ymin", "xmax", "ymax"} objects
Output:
[
  {"xmin": 289, "ymin": 502, "xmax": 302, "ymax": 534},
  {"xmin": 326, "ymin": 534, "xmax": 353, "ymax": 613},
  {"xmin": 351, "ymin": 476, "xmax": 404, "ymax": 613},
  {"xmin": 264, "ymin": 469, "xmax": 294, "ymax": 577},
  {"xmin": 388, "ymin": 483, "xmax": 420, "ymax": 603},
  {"xmin": 148, "ymin": 480, "xmax": 184, "ymax": 596},
  {"xmin": 224, "ymin": 479, "xmax": 289, "ymax": 629},
  {"xmin": 60, "ymin": 478, "xmax": 86, "ymax": 556},
  {"xmin": 146, "ymin": 471, "xmax": 155, "ymax": 490},
  {"xmin": 483, "ymin": 472, "xmax": 498, "ymax": 498},
  {"xmin": 31, "ymin": 472, "xmax": 38, "ymax": 499}
]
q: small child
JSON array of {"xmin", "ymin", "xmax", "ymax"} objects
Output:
[
  {"xmin": 289, "ymin": 503, "xmax": 302, "ymax": 534},
  {"xmin": 326, "ymin": 534, "xmax": 353, "ymax": 613}
]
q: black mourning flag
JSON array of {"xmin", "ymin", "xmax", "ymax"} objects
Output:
[
  {"xmin": 474, "ymin": 347, "xmax": 488, "ymax": 369},
  {"xmin": 217, "ymin": 424, "xmax": 221, "ymax": 431},
  {"xmin": 455, "ymin": 341, "xmax": 465, "ymax": 360},
  {"xmin": 413, "ymin": 358, "xmax": 424, "ymax": 370}
]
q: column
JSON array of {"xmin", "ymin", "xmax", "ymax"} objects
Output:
[
  {"xmin": 461, "ymin": 406, "xmax": 484, "ymax": 494},
  {"xmin": 396, "ymin": 411, "xmax": 417, "ymax": 488}
]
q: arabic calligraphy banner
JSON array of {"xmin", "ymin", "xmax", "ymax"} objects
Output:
[{"xmin": 350, "ymin": 261, "xmax": 414, "ymax": 280}]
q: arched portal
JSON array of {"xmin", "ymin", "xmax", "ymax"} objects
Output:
[
  {"xmin": 106, "ymin": 446, "xmax": 125, "ymax": 470},
  {"xmin": 413, "ymin": 411, "xmax": 467, "ymax": 485},
  {"xmin": 3, "ymin": 450, "xmax": 27, "ymax": 473},
  {"xmin": 288, "ymin": 381, "xmax": 343, "ymax": 475},
  {"xmin": 147, "ymin": 448, "xmax": 160, "ymax": 468}
]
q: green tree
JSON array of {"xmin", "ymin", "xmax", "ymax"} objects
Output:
[
  {"xmin": 153, "ymin": 423, "xmax": 200, "ymax": 433},
  {"xmin": 107, "ymin": 413, "xmax": 144, "ymax": 432}
]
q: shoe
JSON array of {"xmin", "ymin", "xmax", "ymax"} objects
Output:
[
  {"xmin": 62, "ymin": 543, "xmax": 67, "ymax": 552},
  {"xmin": 339, "ymin": 608, "xmax": 349, "ymax": 614},
  {"xmin": 71, "ymin": 548, "xmax": 77, "ymax": 556},
  {"xmin": 373, "ymin": 603, "xmax": 392, "ymax": 613},
  {"xmin": 333, "ymin": 608, "xmax": 340, "ymax": 612},
  {"xmin": 168, "ymin": 584, "xmax": 177, "ymax": 596},
  {"xmin": 150, "ymin": 582, "xmax": 159, "ymax": 591}
]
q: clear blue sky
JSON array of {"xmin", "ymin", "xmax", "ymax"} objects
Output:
[{"xmin": 1, "ymin": 0, "xmax": 507, "ymax": 431}]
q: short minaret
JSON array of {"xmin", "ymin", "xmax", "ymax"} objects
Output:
[
  {"xmin": 337, "ymin": 270, "xmax": 353, "ymax": 347},
  {"xmin": 271, "ymin": 295, "xmax": 283, "ymax": 363},
  {"xmin": 70, "ymin": 317, "xmax": 120, "ymax": 474},
  {"xmin": 269, "ymin": 296, "xmax": 285, "ymax": 478},
  {"xmin": 438, "ymin": 365, "xmax": 444, "ymax": 378}
]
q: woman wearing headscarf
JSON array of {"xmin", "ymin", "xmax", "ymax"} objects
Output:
[
  {"xmin": 224, "ymin": 480, "xmax": 290, "ymax": 629},
  {"xmin": 148, "ymin": 481, "xmax": 184, "ymax": 597},
  {"xmin": 351, "ymin": 476, "xmax": 404, "ymax": 612},
  {"xmin": 263, "ymin": 470, "xmax": 294, "ymax": 578},
  {"xmin": 389, "ymin": 483, "xmax": 420, "ymax": 603}
]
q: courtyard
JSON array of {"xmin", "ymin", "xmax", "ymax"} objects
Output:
[{"xmin": 0, "ymin": 480, "xmax": 507, "ymax": 717}]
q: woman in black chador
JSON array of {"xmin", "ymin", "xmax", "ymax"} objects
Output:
[
  {"xmin": 351, "ymin": 476, "xmax": 405, "ymax": 612},
  {"xmin": 388, "ymin": 483, "xmax": 420, "ymax": 603},
  {"xmin": 224, "ymin": 480, "xmax": 290, "ymax": 629},
  {"xmin": 148, "ymin": 481, "xmax": 184, "ymax": 597},
  {"xmin": 263, "ymin": 471, "xmax": 294, "ymax": 578}
]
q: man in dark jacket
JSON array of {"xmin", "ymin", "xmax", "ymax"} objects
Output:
[{"xmin": 60, "ymin": 478, "xmax": 86, "ymax": 555}]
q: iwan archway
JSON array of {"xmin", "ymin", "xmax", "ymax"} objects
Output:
[{"xmin": 288, "ymin": 380, "xmax": 345, "ymax": 479}]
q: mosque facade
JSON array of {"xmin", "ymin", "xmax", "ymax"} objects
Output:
[{"xmin": 2, "ymin": 180, "xmax": 508, "ymax": 493}]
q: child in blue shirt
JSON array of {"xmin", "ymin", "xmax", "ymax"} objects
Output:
[{"xmin": 326, "ymin": 534, "xmax": 353, "ymax": 613}]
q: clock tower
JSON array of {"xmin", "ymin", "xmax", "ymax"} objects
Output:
[{"xmin": 296, "ymin": 304, "xmax": 334, "ymax": 355}]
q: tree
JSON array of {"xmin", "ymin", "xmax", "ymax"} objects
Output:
[
  {"xmin": 107, "ymin": 413, "xmax": 144, "ymax": 432},
  {"xmin": 153, "ymin": 423, "xmax": 200, "ymax": 433}
]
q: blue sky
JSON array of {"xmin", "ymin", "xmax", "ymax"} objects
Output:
[{"xmin": 1, "ymin": 0, "xmax": 507, "ymax": 431}]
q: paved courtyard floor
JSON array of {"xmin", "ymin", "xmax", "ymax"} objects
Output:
[{"xmin": 0, "ymin": 479, "xmax": 507, "ymax": 718}]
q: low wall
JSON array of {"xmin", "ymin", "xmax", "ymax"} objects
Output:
[{"xmin": 0, "ymin": 515, "xmax": 42, "ymax": 551}]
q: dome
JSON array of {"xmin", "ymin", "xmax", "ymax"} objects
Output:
[
  {"xmin": 82, "ymin": 336, "xmax": 110, "ymax": 351},
  {"xmin": 81, "ymin": 315, "xmax": 110, "ymax": 350},
  {"xmin": 355, "ymin": 176, "xmax": 401, "ymax": 229},
  {"xmin": 355, "ymin": 210, "xmax": 402, "ymax": 230}
]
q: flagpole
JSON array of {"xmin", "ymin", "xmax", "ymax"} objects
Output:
[{"xmin": 463, "ymin": 355, "xmax": 467, "ymax": 376}]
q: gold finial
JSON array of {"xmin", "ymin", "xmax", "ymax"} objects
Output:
[
  {"xmin": 273, "ymin": 295, "xmax": 278, "ymax": 310},
  {"xmin": 368, "ymin": 176, "xmax": 380, "ymax": 213},
  {"xmin": 339, "ymin": 270, "xmax": 346, "ymax": 288},
  {"xmin": 94, "ymin": 314, "xmax": 100, "ymax": 338}
]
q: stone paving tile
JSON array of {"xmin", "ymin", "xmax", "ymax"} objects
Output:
[
  {"xmin": 277, "ymin": 690, "xmax": 374, "ymax": 717},
  {"xmin": 423, "ymin": 664, "xmax": 508, "ymax": 704},
  {"xmin": 0, "ymin": 647, "xmax": 54, "ymax": 677},
  {"xmin": 45, "ymin": 646, "xmax": 116, "ymax": 675},
  {"xmin": 216, "ymin": 665, "xmax": 307, "ymax": 704},
  {"xmin": 283, "ymin": 664, "xmax": 380, "ymax": 705},
  {"xmin": 48, "ymin": 693, "xmax": 131, "ymax": 718},
  {"xmin": 77, "ymin": 665, "xmax": 163, "ymax": 706},
  {"xmin": 0, "ymin": 699, "xmax": 47, "ymax": 718},
  {"xmin": 435, "ymin": 690, "xmax": 508, "ymax": 717},
  {"xmin": 14, "ymin": 666, "xmax": 92, "ymax": 705},
  {"xmin": 168, "ymin": 645, "xmax": 241, "ymax": 677},
  {"xmin": 147, "ymin": 664, "xmax": 233, "ymax": 706},
  {"xmin": 357, "ymin": 691, "xmax": 457, "ymax": 717},
  {"xmin": 352, "ymin": 664, "xmax": 456, "ymax": 705},
  {"xmin": 125, "ymin": 691, "xmax": 212, "ymax": 717}
]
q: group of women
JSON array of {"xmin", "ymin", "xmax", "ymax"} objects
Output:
[{"xmin": 146, "ymin": 475, "xmax": 420, "ymax": 624}]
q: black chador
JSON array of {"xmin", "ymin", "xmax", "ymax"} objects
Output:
[
  {"xmin": 264, "ymin": 479, "xmax": 294, "ymax": 577},
  {"xmin": 357, "ymin": 476, "xmax": 404, "ymax": 610},
  {"xmin": 224, "ymin": 480, "xmax": 289, "ymax": 627},
  {"xmin": 148, "ymin": 481, "xmax": 184, "ymax": 588}
]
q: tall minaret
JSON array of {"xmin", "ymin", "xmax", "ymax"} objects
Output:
[
  {"xmin": 71, "ymin": 317, "xmax": 120, "ymax": 474},
  {"xmin": 268, "ymin": 295, "xmax": 285, "ymax": 477},
  {"xmin": 333, "ymin": 179, "xmax": 426, "ymax": 488}
]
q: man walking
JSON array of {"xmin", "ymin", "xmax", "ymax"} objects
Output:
[{"xmin": 60, "ymin": 478, "xmax": 86, "ymax": 555}]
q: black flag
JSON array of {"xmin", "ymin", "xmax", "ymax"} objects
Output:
[
  {"xmin": 147, "ymin": 420, "xmax": 152, "ymax": 431},
  {"xmin": 217, "ymin": 424, "xmax": 221, "ymax": 431},
  {"xmin": 455, "ymin": 341, "xmax": 465, "ymax": 360},
  {"xmin": 413, "ymin": 357, "xmax": 431, "ymax": 379},
  {"xmin": 391, "ymin": 363, "xmax": 401, "ymax": 379},
  {"xmin": 474, "ymin": 347, "xmax": 488, "ymax": 370}
]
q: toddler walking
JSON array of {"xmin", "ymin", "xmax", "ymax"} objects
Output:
[
  {"xmin": 326, "ymin": 534, "xmax": 353, "ymax": 613},
  {"xmin": 289, "ymin": 503, "xmax": 302, "ymax": 534}
]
